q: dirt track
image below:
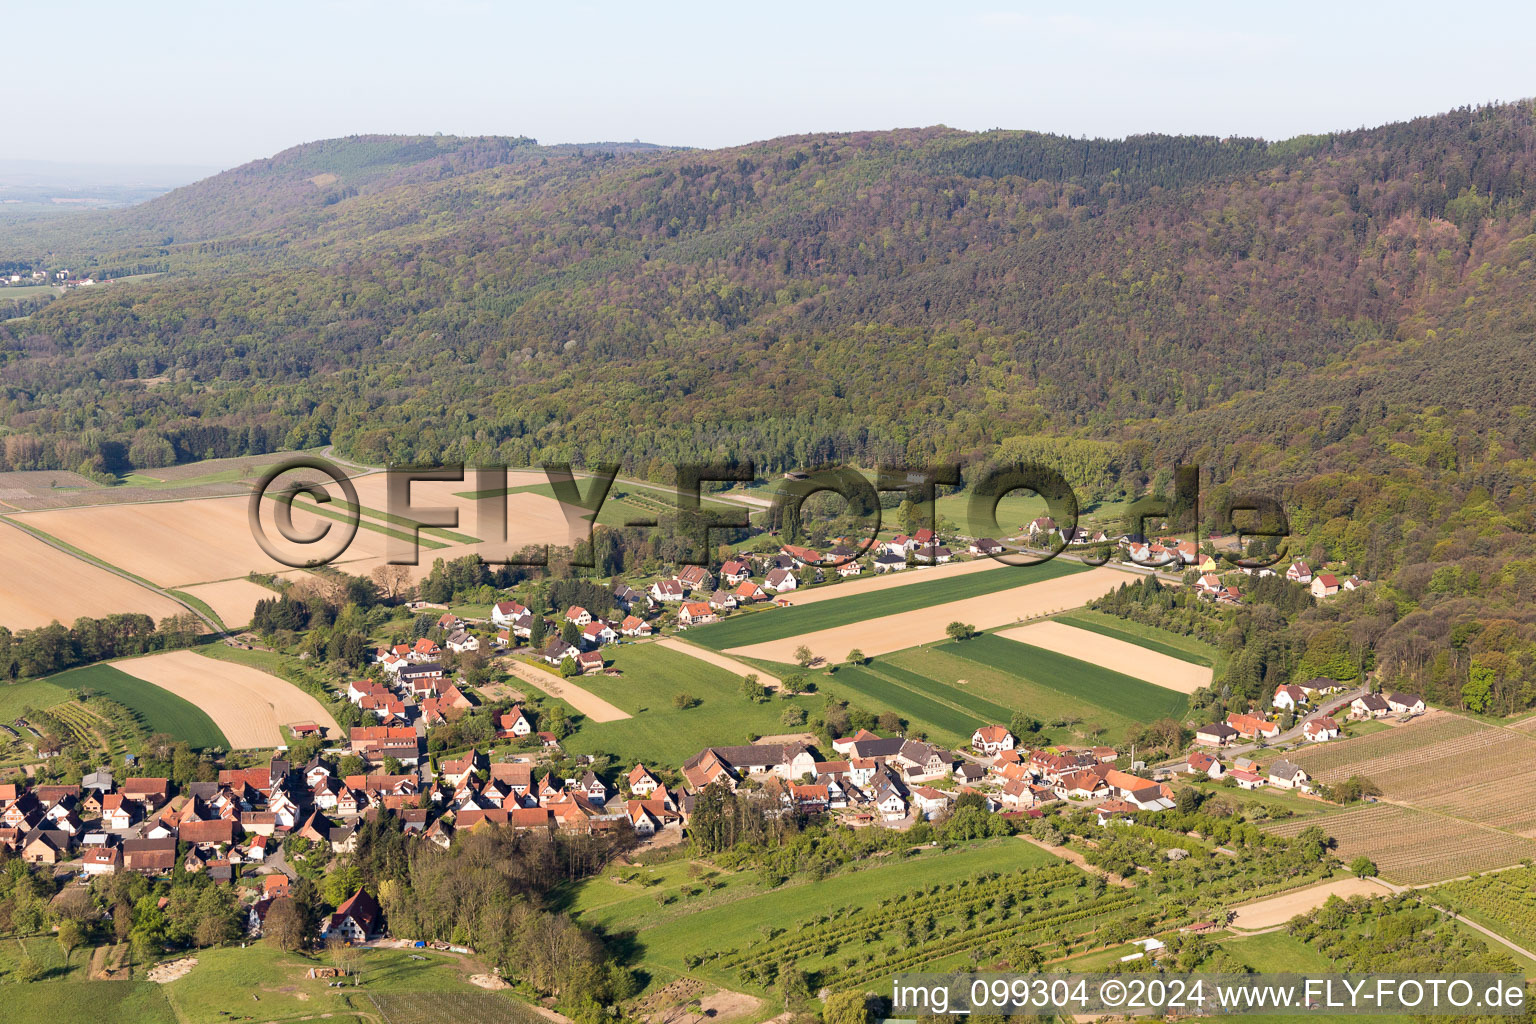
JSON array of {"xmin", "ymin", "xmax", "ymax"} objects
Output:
[
  {"xmin": 1229, "ymin": 877, "xmax": 1392, "ymax": 930},
  {"xmin": 725, "ymin": 565, "xmax": 1131, "ymax": 664},
  {"xmin": 654, "ymin": 637, "xmax": 782, "ymax": 689},
  {"xmin": 503, "ymin": 658, "xmax": 631, "ymax": 722},
  {"xmin": 995, "ymin": 620, "xmax": 1212, "ymax": 693}
]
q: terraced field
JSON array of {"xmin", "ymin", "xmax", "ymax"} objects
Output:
[
  {"xmin": 1266, "ymin": 804, "xmax": 1536, "ymax": 885},
  {"xmin": 1288, "ymin": 713, "xmax": 1536, "ymax": 836}
]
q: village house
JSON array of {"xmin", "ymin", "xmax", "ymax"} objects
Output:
[
  {"xmin": 763, "ymin": 567, "xmax": 798, "ymax": 592},
  {"xmin": 1183, "ymin": 751, "xmax": 1224, "ymax": 778},
  {"xmin": 969, "ymin": 538, "xmax": 1005, "ymax": 555},
  {"xmin": 1350, "ymin": 693, "xmax": 1391, "ymax": 719},
  {"xmin": 678, "ymin": 601, "xmax": 719, "ymax": 626},
  {"xmin": 491, "ymin": 601, "xmax": 528, "ymax": 628},
  {"xmin": 719, "ymin": 560, "xmax": 752, "ymax": 585},
  {"xmin": 627, "ymin": 764, "xmax": 661, "ymax": 797},
  {"xmin": 649, "ymin": 579, "xmax": 685, "ymax": 603},
  {"xmin": 620, "ymin": 614, "xmax": 653, "ymax": 637},
  {"xmin": 496, "ymin": 707, "xmax": 533, "ymax": 739},
  {"xmin": 872, "ymin": 552, "xmax": 907, "ymax": 573},
  {"xmin": 446, "ymin": 630, "xmax": 479, "ymax": 653},
  {"xmin": 1194, "ymin": 722, "xmax": 1238, "ymax": 747},
  {"xmin": 1303, "ymin": 717, "xmax": 1341, "ymax": 742},
  {"xmin": 1387, "ymin": 692, "xmax": 1427, "ymax": 714},
  {"xmin": 676, "ymin": 565, "xmax": 714, "ymax": 592},
  {"xmin": 1272, "ymin": 684, "xmax": 1308, "ymax": 712},
  {"xmin": 319, "ymin": 889, "xmax": 382, "ymax": 943},
  {"xmin": 1310, "ymin": 574, "xmax": 1340, "ymax": 598},
  {"xmin": 971, "ymin": 725, "xmax": 1015, "ymax": 755},
  {"xmin": 1267, "ymin": 760, "xmax": 1310, "ymax": 790},
  {"xmin": 1286, "ymin": 561, "xmax": 1313, "ymax": 584},
  {"xmin": 1226, "ymin": 713, "xmax": 1281, "ymax": 740}
]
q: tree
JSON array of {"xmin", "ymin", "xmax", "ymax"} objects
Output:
[
  {"xmin": 845, "ymin": 649, "xmax": 865, "ymax": 667},
  {"xmin": 794, "ymin": 645, "xmax": 814, "ymax": 668},
  {"xmin": 1350, "ymin": 855, "xmax": 1377, "ymax": 878},
  {"xmin": 560, "ymin": 620, "xmax": 581, "ymax": 646},
  {"xmin": 782, "ymin": 673, "xmax": 808, "ymax": 695},
  {"xmin": 823, "ymin": 990, "xmax": 872, "ymax": 1024},
  {"xmin": 740, "ymin": 675, "xmax": 767, "ymax": 702},
  {"xmin": 528, "ymin": 614, "xmax": 546, "ymax": 648},
  {"xmin": 673, "ymin": 692, "xmax": 698, "ymax": 710},
  {"xmin": 946, "ymin": 621, "xmax": 976, "ymax": 641},
  {"xmin": 780, "ymin": 706, "xmax": 806, "ymax": 727},
  {"xmin": 559, "ymin": 656, "xmax": 580, "ymax": 678},
  {"xmin": 1462, "ymin": 665, "xmax": 1495, "ymax": 713},
  {"xmin": 263, "ymin": 898, "xmax": 311, "ymax": 951},
  {"xmin": 57, "ymin": 918, "xmax": 82, "ymax": 963}
]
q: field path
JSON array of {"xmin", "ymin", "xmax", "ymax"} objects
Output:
[
  {"xmin": 995, "ymin": 620, "xmax": 1212, "ymax": 694},
  {"xmin": 653, "ymin": 637, "xmax": 782, "ymax": 690},
  {"xmin": 1019, "ymin": 835, "xmax": 1132, "ymax": 887},
  {"xmin": 1229, "ymin": 876, "xmax": 1392, "ymax": 931},
  {"xmin": 726, "ymin": 565, "xmax": 1130, "ymax": 664},
  {"xmin": 503, "ymin": 658, "xmax": 631, "ymax": 722}
]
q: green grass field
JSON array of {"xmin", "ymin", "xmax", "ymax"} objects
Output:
[
  {"xmin": 561, "ymin": 642, "xmax": 822, "ymax": 764},
  {"xmin": 46, "ymin": 662, "xmax": 229, "ymax": 749},
  {"xmin": 881, "ymin": 645, "xmax": 1143, "ymax": 741},
  {"xmin": 1054, "ymin": 610, "xmax": 1219, "ymax": 667},
  {"xmin": 162, "ymin": 944, "xmax": 508, "ymax": 1024},
  {"xmin": 937, "ymin": 633, "xmax": 1190, "ymax": 724},
  {"xmin": 0, "ymin": 678, "xmax": 75, "ymax": 722},
  {"xmin": 688, "ymin": 558, "xmax": 1089, "ymax": 650},
  {"xmin": 6, "ymin": 982, "xmax": 174, "ymax": 1023}
]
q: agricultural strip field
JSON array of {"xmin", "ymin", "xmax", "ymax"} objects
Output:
[
  {"xmin": 996, "ymin": 620, "xmax": 1213, "ymax": 693},
  {"xmin": 175, "ymin": 577, "xmax": 286, "ymax": 629},
  {"xmin": 330, "ymin": 471, "xmax": 585, "ymax": 581},
  {"xmin": 571, "ymin": 838, "xmax": 1121, "ymax": 995},
  {"xmin": 937, "ymin": 633, "xmax": 1190, "ymax": 724},
  {"xmin": 12, "ymin": 494, "xmax": 395, "ymax": 587},
  {"xmin": 1286, "ymin": 712, "xmax": 1536, "ymax": 836},
  {"xmin": 823, "ymin": 665, "xmax": 984, "ymax": 746},
  {"xmin": 559, "ymin": 642, "xmax": 822, "ymax": 764},
  {"xmin": 0, "ymin": 520, "xmax": 185, "ymax": 629},
  {"xmin": 45, "ymin": 662, "xmax": 228, "ymax": 749},
  {"xmin": 879, "ymin": 644, "xmax": 1145, "ymax": 742},
  {"xmin": 720, "ymin": 564, "xmax": 1135, "ymax": 664},
  {"xmin": 1053, "ymin": 610, "xmax": 1218, "ymax": 666},
  {"xmin": 693, "ymin": 559, "xmax": 1090, "ymax": 650},
  {"xmin": 1265, "ymin": 804, "xmax": 1536, "ymax": 886},
  {"xmin": 112, "ymin": 650, "xmax": 338, "ymax": 749}
]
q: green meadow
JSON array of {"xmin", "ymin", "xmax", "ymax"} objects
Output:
[{"xmin": 561, "ymin": 642, "xmax": 822, "ymax": 764}]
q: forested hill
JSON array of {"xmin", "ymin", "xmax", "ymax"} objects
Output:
[{"xmin": 4, "ymin": 102, "xmax": 1536, "ymax": 484}]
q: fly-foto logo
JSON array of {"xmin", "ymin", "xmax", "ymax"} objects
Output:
[{"xmin": 247, "ymin": 459, "xmax": 1291, "ymax": 570}]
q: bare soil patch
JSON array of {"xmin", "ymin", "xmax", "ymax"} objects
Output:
[
  {"xmin": 996, "ymin": 620, "xmax": 1211, "ymax": 693},
  {"xmin": 0, "ymin": 522, "xmax": 184, "ymax": 629},
  {"xmin": 114, "ymin": 649, "xmax": 339, "ymax": 748},
  {"xmin": 147, "ymin": 955, "xmax": 197, "ymax": 983},
  {"xmin": 1230, "ymin": 877, "xmax": 1392, "ymax": 930}
]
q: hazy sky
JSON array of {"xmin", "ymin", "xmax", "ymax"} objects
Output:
[{"xmin": 15, "ymin": 1, "xmax": 1536, "ymax": 173}]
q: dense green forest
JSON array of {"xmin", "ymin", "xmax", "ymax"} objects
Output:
[{"xmin": 5, "ymin": 104, "xmax": 1536, "ymax": 711}]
